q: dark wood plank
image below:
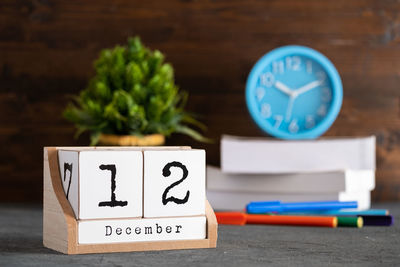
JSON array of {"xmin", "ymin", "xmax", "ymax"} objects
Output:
[{"xmin": 1, "ymin": 0, "xmax": 400, "ymax": 202}]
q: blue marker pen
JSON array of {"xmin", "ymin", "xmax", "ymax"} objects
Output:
[{"xmin": 246, "ymin": 201, "xmax": 358, "ymax": 214}]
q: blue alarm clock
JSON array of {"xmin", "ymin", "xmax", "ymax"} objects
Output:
[{"xmin": 245, "ymin": 45, "xmax": 343, "ymax": 139}]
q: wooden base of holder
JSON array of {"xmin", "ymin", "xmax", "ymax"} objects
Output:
[{"xmin": 43, "ymin": 147, "xmax": 218, "ymax": 254}]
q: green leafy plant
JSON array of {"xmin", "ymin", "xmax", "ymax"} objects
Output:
[{"xmin": 64, "ymin": 37, "xmax": 209, "ymax": 145}]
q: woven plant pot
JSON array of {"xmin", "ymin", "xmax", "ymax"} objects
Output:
[{"xmin": 98, "ymin": 133, "xmax": 165, "ymax": 146}]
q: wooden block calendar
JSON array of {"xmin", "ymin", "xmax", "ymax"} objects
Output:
[{"xmin": 43, "ymin": 146, "xmax": 217, "ymax": 254}]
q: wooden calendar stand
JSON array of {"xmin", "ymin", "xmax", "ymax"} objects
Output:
[{"xmin": 43, "ymin": 147, "xmax": 218, "ymax": 254}]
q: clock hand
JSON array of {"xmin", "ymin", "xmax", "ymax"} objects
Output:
[
  {"xmin": 293, "ymin": 80, "xmax": 322, "ymax": 97},
  {"xmin": 285, "ymin": 95, "xmax": 296, "ymax": 122},
  {"xmin": 274, "ymin": 81, "xmax": 294, "ymax": 97}
]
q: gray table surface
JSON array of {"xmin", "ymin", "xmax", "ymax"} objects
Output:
[{"xmin": 0, "ymin": 203, "xmax": 399, "ymax": 267}]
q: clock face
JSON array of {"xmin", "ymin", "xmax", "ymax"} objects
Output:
[{"xmin": 246, "ymin": 46, "xmax": 343, "ymax": 139}]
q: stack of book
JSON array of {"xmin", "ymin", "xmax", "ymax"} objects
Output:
[{"xmin": 206, "ymin": 135, "xmax": 376, "ymax": 211}]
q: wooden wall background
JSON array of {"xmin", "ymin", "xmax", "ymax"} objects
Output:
[{"xmin": 1, "ymin": 0, "xmax": 400, "ymax": 202}]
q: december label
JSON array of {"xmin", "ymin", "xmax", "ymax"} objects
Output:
[{"xmin": 78, "ymin": 216, "xmax": 206, "ymax": 244}]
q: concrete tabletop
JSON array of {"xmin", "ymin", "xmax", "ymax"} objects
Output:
[{"xmin": 1, "ymin": 203, "xmax": 399, "ymax": 266}]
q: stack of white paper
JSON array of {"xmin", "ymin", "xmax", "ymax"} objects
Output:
[{"xmin": 206, "ymin": 135, "xmax": 376, "ymax": 210}]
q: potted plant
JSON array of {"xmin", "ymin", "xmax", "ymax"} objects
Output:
[{"xmin": 63, "ymin": 37, "xmax": 208, "ymax": 146}]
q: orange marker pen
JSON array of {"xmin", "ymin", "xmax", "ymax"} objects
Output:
[{"xmin": 216, "ymin": 212, "xmax": 337, "ymax": 228}]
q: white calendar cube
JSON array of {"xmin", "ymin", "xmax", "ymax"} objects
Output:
[
  {"xmin": 143, "ymin": 150, "xmax": 206, "ymax": 218},
  {"xmin": 58, "ymin": 150, "xmax": 143, "ymax": 219},
  {"xmin": 57, "ymin": 150, "xmax": 79, "ymax": 218}
]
